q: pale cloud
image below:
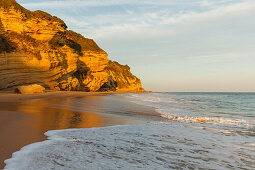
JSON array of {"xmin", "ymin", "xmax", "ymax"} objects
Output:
[
  {"xmin": 201, "ymin": 0, "xmax": 212, "ymax": 7},
  {"xmin": 20, "ymin": 0, "xmax": 203, "ymax": 9},
  {"xmin": 80, "ymin": 0, "xmax": 255, "ymax": 51},
  {"xmin": 162, "ymin": 1, "xmax": 255, "ymax": 25}
]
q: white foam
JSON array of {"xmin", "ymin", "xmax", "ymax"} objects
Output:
[
  {"xmin": 120, "ymin": 93, "xmax": 255, "ymax": 128},
  {"xmin": 4, "ymin": 123, "xmax": 255, "ymax": 170},
  {"xmin": 125, "ymin": 93, "xmax": 179, "ymax": 104}
]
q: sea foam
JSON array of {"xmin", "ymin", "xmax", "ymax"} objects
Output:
[
  {"xmin": 4, "ymin": 122, "xmax": 255, "ymax": 170},
  {"xmin": 121, "ymin": 93, "xmax": 255, "ymax": 128}
]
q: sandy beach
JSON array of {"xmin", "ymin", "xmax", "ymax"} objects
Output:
[
  {"xmin": 0, "ymin": 90, "xmax": 109, "ymax": 102},
  {"xmin": 0, "ymin": 91, "xmax": 161, "ymax": 169}
]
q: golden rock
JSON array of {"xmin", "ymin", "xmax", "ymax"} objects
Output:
[{"xmin": 0, "ymin": 0, "xmax": 144, "ymax": 92}]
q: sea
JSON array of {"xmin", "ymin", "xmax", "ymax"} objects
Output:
[{"xmin": 4, "ymin": 92, "xmax": 255, "ymax": 170}]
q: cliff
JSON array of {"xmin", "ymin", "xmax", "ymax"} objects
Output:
[{"xmin": 0, "ymin": 0, "xmax": 144, "ymax": 92}]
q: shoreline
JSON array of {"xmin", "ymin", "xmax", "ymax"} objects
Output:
[
  {"xmin": 0, "ymin": 91, "xmax": 161, "ymax": 169},
  {"xmin": 0, "ymin": 90, "xmax": 152, "ymax": 102},
  {"xmin": 0, "ymin": 91, "xmax": 108, "ymax": 102}
]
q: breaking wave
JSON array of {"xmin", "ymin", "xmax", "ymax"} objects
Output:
[
  {"xmin": 4, "ymin": 92, "xmax": 255, "ymax": 169},
  {"xmin": 4, "ymin": 123, "xmax": 255, "ymax": 170},
  {"xmin": 123, "ymin": 93, "xmax": 255, "ymax": 128}
]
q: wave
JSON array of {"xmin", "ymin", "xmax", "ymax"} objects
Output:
[
  {"xmin": 4, "ymin": 123, "xmax": 255, "ymax": 170},
  {"xmin": 119, "ymin": 93, "xmax": 255, "ymax": 128},
  {"xmin": 157, "ymin": 108, "xmax": 255, "ymax": 128}
]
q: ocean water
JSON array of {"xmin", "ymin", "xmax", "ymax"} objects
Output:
[
  {"xmin": 127, "ymin": 92, "xmax": 255, "ymax": 126},
  {"xmin": 4, "ymin": 93, "xmax": 255, "ymax": 169}
]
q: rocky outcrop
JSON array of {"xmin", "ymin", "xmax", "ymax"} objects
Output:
[
  {"xmin": 15, "ymin": 84, "xmax": 45, "ymax": 94},
  {"xmin": 0, "ymin": 0, "xmax": 144, "ymax": 92},
  {"xmin": 104, "ymin": 61, "xmax": 143, "ymax": 92}
]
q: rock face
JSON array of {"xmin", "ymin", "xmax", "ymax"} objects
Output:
[{"xmin": 0, "ymin": 0, "xmax": 144, "ymax": 92}]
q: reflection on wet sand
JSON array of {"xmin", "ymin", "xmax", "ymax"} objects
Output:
[
  {"xmin": 0, "ymin": 95, "xmax": 160, "ymax": 168},
  {"xmin": 0, "ymin": 97, "xmax": 104, "ymax": 169},
  {"xmin": 17, "ymin": 98, "xmax": 104, "ymax": 130}
]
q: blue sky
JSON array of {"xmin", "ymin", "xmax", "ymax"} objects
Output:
[{"xmin": 17, "ymin": 0, "xmax": 255, "ymax": 92}]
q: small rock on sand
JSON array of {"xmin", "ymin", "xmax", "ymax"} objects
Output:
[{"xmin": 15, "ymin": 84, "xmax": 45, "ymax": 94}]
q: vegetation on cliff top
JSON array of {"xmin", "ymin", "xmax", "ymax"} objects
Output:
[
  {"xmin": 66, "ymin": 30, "xmax": 103, "ymax": 52},
  {"xmin": 0, "ymin": 0, "xmax": 67, "ymax": 28},
  {"xmin": 0, "ymin": 0, "xmax": 32, "ymax": 17},
  {"xmin": 0, "ymin": 0, "xmax": 103, "ymax": 54},
  {"xmin": 33, "ymin": 10, "xmax": 67, "ymax": 28},
  {"xmin": 49, "ymin": 30, "xmax": 104, "ymax": 55}
]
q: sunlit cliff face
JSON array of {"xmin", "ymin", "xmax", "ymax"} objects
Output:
[{"xmin": 0, "ymin": 0, "xmax": 144, "ymax": 92}]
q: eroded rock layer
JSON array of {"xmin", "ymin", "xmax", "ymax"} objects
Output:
[{"xmin": 0, "ymin": 0, "xmax": 144, "ymax": 92}]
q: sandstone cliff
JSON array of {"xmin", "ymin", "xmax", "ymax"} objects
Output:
[{"xmin": 0, "ymin": 0, "xmax": 144, "ymax": 92}]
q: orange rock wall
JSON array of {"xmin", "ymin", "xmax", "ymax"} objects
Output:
[{"xmin": 0, "ymin": 1, "xmax": 144, "ymax": 92}]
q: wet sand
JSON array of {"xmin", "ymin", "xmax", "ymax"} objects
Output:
[{"xmin": 0, "ymin": 92, "xmax": 161, "ymax": 169}]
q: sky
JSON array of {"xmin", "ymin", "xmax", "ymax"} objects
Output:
[{"xmin": 17, "ymin": 0, "xmax": 255, "ymax": 92}]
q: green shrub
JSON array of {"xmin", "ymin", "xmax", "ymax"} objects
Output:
[
  {"xmin": 0, "ymin": 0, "xmax": 33, "ymax": 18},
  {"xmin": 0, "ymin": 1, "xmax": 67, "ymax": 28},
  {"xmin": 33, "ymin": 10, "xmax": 67, "ymax": 28}
]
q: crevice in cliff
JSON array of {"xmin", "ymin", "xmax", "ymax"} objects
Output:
[
  {"xmin": 72, "ymin": 69, "xmax": 91, "ymax": 92},
  {"xmin": 0, "ymin": 34, "xmax": 15, "ymax": 53},
  {"xmin": 97, "ymin": 76, "xmax": 117, "ymax": 92}
]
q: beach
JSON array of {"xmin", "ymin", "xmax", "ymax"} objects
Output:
[
  {"xmin": 1, "ymin": 0, "xmax": 254, "ymax": 169},
  {"xmin": 1, "ymin": 92, "xmax": 255, "ymax": 169},
  {"xmin": 0, "ymin": 91, "xmax": 161, "ymax": 169}
]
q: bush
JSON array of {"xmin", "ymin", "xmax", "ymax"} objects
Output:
[
  {"xmin": 66, "ymin": 30, "xmax": 103, "ymax": 52},
  {"xmin": 0, "ymin": 0, "xmax": 33, "ymax": 18},
  {"xmin": 0, "ymin": 1, "xmax": 67, "ymax": 28},
  {"xmin": 33, "ymin": 10, "xmax": 67, "ymax": 28}
]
